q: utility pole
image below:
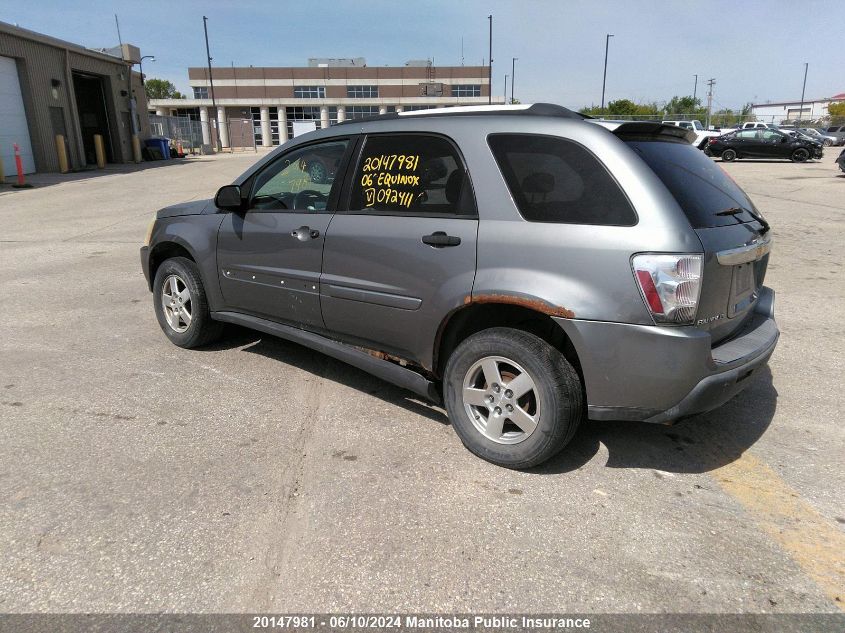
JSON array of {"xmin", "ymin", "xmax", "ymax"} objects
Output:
[
  {"xmin": 798, "ymin": 62, "xmax": 808, "ymax": 125},
  {"xmin": 203, "ymin": 16, "xmax": 222, "ymax": 152},
  {"xmin": 487, "ymin": 15, "xmax": 493, "ymax": 105},
  {"xmin": 706, "ymin": 78, "xmax": 716, "ymax": 129},
  {"xmin": 601, "ymin": 34, "xmax": 614, "ymax": 115},
  {"xmin": 511, "ymin": 57, "xmax": 517, "ymax": 104},
  {"xmin": 504, "ymin": 74, "xmax": 508, "ymax": 102},
  {"xmin": 693, "ymin": 74, "xmax": 698, "ymax": 102}
]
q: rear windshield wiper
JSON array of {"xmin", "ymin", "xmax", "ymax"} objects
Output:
[{"xmin": 715, "ymin": 207, "xmax": 770, "ymax": 234}]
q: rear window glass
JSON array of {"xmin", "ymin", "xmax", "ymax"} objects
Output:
[
  {"xmin": 349, "ymin": 134, "xmax": 475, "ymax": 216},
  {"xmin": 627, "ymin": 141, "xmax": 758, "ymax": 228},
  {"xmin": 488, "ymin": 134, "xmax": 636, "ymax": 225}
]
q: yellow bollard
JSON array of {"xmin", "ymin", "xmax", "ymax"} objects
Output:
[
  {"xmin": 132, "ymin": 135, "xmax": 142, "ymax": 164},
  {"xmin": 93, "ymin": 134, "xmax": 106, "ymax": 169},
  {"xmin": 55, "ymin": 135, "xmax": 69, "ymax": 173}
]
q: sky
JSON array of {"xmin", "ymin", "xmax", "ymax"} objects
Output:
[{"xmin": 3, "ymin": 0, "xmax": 842, "ymax": 110}]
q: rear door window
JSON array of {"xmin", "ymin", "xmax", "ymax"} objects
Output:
[
  {"xmin": 627, "ymin": 140, "xmax": 759, "ymax": 228},
  {"xmin": 349, "ymin": 134, "xmax": 475, "ymax": 216},
  {"xmin": 487, "ymin": 134, "xmax": 636, "ymax": 225}
]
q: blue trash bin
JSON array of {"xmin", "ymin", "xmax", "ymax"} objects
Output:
[{"xmin": 144, "ymin": 137, "xmax": 170, "ymax": 160}]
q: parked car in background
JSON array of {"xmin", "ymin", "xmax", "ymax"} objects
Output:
[
  {"xmin": 140, "ymin": 104, "xmax": 778, "ymax": 468},
  {"xmin": 661, "ymin": 120, "xmax": 722, "ymax": 149},
  {"xmin": 824, "ymin": 125, "xmax": 845, "ymax": 146},
  {"xmin": 706, "ymin": 128, "xmax": 823, "ymax": 162},
  {"xmin": 799, "ymin": 127, "xmax": 837, "ymax": 146}
]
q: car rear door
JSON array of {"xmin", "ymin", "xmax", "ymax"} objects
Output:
[
  {"xmin": 216, "ymin": 138, "xmax": 354, "ymax": 329},
  {"xmin": 320, "ymin": 132, "xmax": 478, "ymax": 368}
]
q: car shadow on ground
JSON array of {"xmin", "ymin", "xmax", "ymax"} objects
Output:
[
  {"xmin": 200, "ymin": 325, "xmax": 450, "ymax": 426},
  {"xmin": 199, "ymin": 326, "xmax": 777, "ymax": 473},
  {"xmin": 535, "ymin": 366, "xmax": 777, "ymax": 475}
]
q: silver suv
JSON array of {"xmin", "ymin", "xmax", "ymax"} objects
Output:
[{"xmin": 141, "ymin": 104, "xmax": 778, "ymax": 468}]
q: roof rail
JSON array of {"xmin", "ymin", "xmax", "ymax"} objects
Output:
[{"xmin": 335, "ymin": 102, "xmax": 590, "ymax": 126}]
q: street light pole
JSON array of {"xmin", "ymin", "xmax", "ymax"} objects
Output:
[
  {"xmin": 487, "ymin": 15, "xmax": 493, "ymax": 105},
  {"xmin": 693, "ymin": 74, "xmax": 698, "ymax": 102},
  {"xmin": 139, "ymin": 55, "xmax": 154, "ymax": 87},
  {"xmin": 601, "ymin": 34, "xmax": 613, "ymax": 115},
  {"xmin": 504, "ymin": 74, "xmax": 508, "ymax": 102},
  {"xmin": 798, "ymin": 62, "xmax": 808, "ymax": 125},
  {"xmin": 203, "ymin": 15, "xmax": 222, "ymax": 152},
  {"xmin": 511, "ymin": 57, "xmax": 517, "ymax": 104}
]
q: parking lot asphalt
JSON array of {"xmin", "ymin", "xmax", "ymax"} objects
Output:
[{"xmin": 0, "ymin": 150, "xmax": 843, "ymax": 614}]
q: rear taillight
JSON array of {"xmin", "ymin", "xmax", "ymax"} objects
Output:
[{"xmin": 632, "ymin": 254, "xmax": 703, "ymax": 325}]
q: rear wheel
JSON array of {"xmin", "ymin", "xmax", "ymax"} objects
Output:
[
  {"xmin": 791, "ymin": 148, "xmax": 810, "ymax": 162},
  {"xmin": 153, "ymin": 257, "xmax": 223, "ymax": 348},
  {"xmin": 443, "ymin": 328, "xmax": 583, "ymax": 469},
  {"xmin": 823, "ymin": 139, "xmax": 832, "ymax": 147},
  {"xmin": 721, "ymin": 148, "xmax": 737, "ymax": 162}
]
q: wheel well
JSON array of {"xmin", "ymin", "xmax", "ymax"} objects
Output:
[
  {"xmin": 149, "ymin": 242, "xmax": 195, "ymax": 285},
  {"xmin": 434, "ymin": 303, "xmax": 582, "ymax": 380}
]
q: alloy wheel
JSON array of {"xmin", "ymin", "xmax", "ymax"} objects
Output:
[
  {"xmin": 161, "ymin": 274, "xmax": 192, "ymax": 333},
  {"xmin": 461, "ymin": 356, "xmax": 541, "ymax": 445}
]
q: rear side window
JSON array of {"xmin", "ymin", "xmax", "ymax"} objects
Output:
[
  {"xmin": 488, "ymin": 134, "xmax": 636, "ymax": 225},
  {"xmin": 627, "ymin": 140, "xmax": 759, "ymax": 228},
  {"xmin": 349, "ymin": 134, "xmax": 475, "ymax": 216}
]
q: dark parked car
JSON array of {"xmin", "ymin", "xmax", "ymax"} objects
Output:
[
  {"xmin": 837, "ymin": 148, "xmax": 845, "ymax": 173},
  {"xmin": 141, "ymin": 104, "xmax": 778, "ymax": 468},
  {"xmin": 705, "ymin": 128, "xmax": 823, "ymax": 162}
]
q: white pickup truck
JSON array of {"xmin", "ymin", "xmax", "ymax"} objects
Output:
[{"xmin": 661, "ymin": 120, "xmax": 722, "ymax": 149}]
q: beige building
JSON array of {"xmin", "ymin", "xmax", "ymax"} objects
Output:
[
  {"xmin": 0, "ymin": 21, "xmax": 149, "ymax": 174},
  {"xmin": 149, "ymin": 58, "xmax": 503, "ymax": 149}
]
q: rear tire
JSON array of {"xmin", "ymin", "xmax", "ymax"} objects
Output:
[
  {"xmin": 153, "ymin": 257, "xmax": 223, "ymax": 348},
  {"xmin": 721, "ymin": 149, "xmax": 737, "ymax": 162},
  {"xmin": 791, "ymin": 148, "xmax": 810, "ymax": 162},
  {"xmin": 823, "ymin": 139, "xmax": 832, "ymax": 147},
  {"xmin": 443, "ymin": 327, "xmax": 583, "ymax": 469}
]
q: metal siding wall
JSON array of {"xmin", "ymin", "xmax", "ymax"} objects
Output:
[{"xmin": 0, "ymin": 28, "xmax": 151, "ymax": 173}]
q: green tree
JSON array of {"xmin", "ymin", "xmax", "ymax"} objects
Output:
[
  {"xmin": 579, "ymin": 99, "xmax": 660, "ymax": 117},
  {"xmin": 828, "ymin": 102, "xmax": 845, "ymax": 117},
  {"xmin": 664, "ymin": 95, "xmax": 706, "ymax": 117},
  {"xmin": 144, "ymin": 78, "xmax": 184, "ymax": 100}
]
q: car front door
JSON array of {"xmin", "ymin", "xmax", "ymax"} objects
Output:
[
  {"xmin": 320, "ymin": 133, "xmax": 478, "ymax": 369},
  {"xmin": 759, "ymin": 129, "xmax": 788, "ymax": 157},
  {"xmin": 216, "ymin": 138, "xmax": 354, "ymax": 328}
]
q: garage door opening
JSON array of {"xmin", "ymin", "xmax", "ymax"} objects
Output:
[{"xmin": 72, "ymin": 72, "xmax": 114, "ymax": 165}]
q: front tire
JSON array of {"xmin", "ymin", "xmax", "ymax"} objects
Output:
[
  {"xmin": 443, "ymin": 328, "xmax": 583, "ymax": 469},
  {"xmin": 153, "ymin": 257, "xmax": 223, "ymax": 348},
  {"xmin": 791, "ymin": 148, "xmax": 810, "ymax": 162},
  {"xmin": 721, "ymin": 148, "xmax": 737, "ymax": 162}
]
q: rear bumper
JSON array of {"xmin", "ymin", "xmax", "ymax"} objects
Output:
[
  {"xmin": 553, "ymin": 287, "xmax": 779, "ymax": 424},
  {"xmin": 140, "ymin": 246, "xmax": 152, "ymax": 290}
]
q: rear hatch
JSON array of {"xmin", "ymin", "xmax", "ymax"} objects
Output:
[{"xmin": 617, "ymin": 125, "xmax": 770, "ymax": 344}]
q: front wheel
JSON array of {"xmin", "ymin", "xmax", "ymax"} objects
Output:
[
  {"xmin": 791, "ymin": 148, "xmax": 810, "ymax": 162},
  {"xmin": 443, "ymin": 328, "xmax": 583, "ymax": 469},
  {"xmin": 721, "ymin": 148, "xmax": 737, "ymax": 162},
  {"xmin": 153, "ymin": 257, "xmax": 223, "ymax": 348},
  {"xmin": 823, "ymin": 139, "xmax": 832, "ymax": 147}
]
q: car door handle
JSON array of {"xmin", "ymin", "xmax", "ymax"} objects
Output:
[
  {"xmin": 422, "ymin": 231, "xmax": 461, "ymax": 248},
  {"xmin": 291, "ymin": 226, "xmax": 320, "ymax": 241}
]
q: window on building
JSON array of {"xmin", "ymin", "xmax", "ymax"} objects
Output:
[
  {"xmin": 347, "ymin": 106, "xmax": 380, "ymax": 119},
  {"xmin": 285, "ymin": 106, "xmax": 323, "ymax": 138},
  {"xmin": 294, "ymin": 86, "xmax": 326, "ymax": 99},
  {"xmin": 250, "ymin": 107, "xmax": 262, "ymax": 146},
  {"xmin": 488, "ymin": 134, "xmax": 636, "ymax": 226},
  {"xmin": 347, "ymin": 85, "xmax": 379, "ymax": 98},
  {"xmin": 350, "ymin": 134, "xmax": 475, "ymax": 216},
  {"xmin": 192, "ymin": 87, "xmax": 208, "ymax": 99},
  {"xmin": 404, "ymin": 105, "xmax": 434, "ymax": 112},
  {"xmin": 451, "ymin": 85, "xmax": 482, "ymax": 97}
]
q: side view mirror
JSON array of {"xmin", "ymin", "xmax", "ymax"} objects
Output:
[{"xmin": 215, "ymin": 184, "xmax": 244, "ymax": 212}]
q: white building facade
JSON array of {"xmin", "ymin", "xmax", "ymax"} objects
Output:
[{"xmin": 750, "ymin": 92, "xmax": 845, "ymax": 124}]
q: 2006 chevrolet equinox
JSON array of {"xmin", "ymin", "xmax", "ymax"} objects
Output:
[{"xmin": 140, "ymin": 104, "xmax": 778, "ymax": 468}]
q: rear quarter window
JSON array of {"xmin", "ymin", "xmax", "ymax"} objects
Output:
[{"xmin": 487, "ymin": 134, "xmax": 636, "ymax": 226}]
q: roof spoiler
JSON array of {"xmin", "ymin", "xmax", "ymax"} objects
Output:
[{"xmin": 610, "ymin": 121, "xmax": 697, "ymax": 144}]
